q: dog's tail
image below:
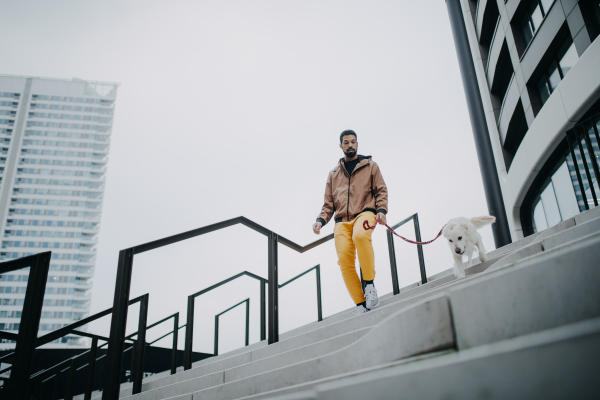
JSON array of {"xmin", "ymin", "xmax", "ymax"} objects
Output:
[{"xmin": 470, "ymin": 216, "xmax": 496, "ymax": 229}]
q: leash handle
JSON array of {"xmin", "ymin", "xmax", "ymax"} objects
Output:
[{"xmin": 363, "ymin": 219, "xmax": 444, "ymax": 245}]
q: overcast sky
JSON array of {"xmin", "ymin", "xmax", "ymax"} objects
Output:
[{"xmin": 1, "ymin": 0, "xmax": 496, "ymax": 356}]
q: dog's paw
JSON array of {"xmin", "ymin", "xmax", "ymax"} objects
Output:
[
  {"xmin": 479, "ymin": 253, "xmax": 487, "ymax": 262},
  {"xmin": 453, "ymin": 271, "xmax": 466, "ymax": 279}
]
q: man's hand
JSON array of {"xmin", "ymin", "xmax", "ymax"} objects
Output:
[
  {"xmin": 377, "ymin": 213, "xmax": 387, "ymax": 226},
  {"xmin": 313, "ymin": 221, "xmax": 322, "ymax": 235}
]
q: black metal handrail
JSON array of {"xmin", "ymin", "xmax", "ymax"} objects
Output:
[
  {"xmin": 214, "ymin": 299, "xmax": 250, "ymax": 356},
  {"xmin": 183, "ymin": 271, "xmax": 267, "ymax": 370},
  {"xmin": 279, "ymin": 264, "xmax": 323, "ymax": 323},
  {"xmin": 0, "ymin": 252, "xmax": 51, "ymax": 400},
  {"xmin": 24, "ymin": 309, "xmax": 181, "ymax": 400},
  {"xmin": 100, "ymin": 214, "xmax": 431, "ymax": 400}
]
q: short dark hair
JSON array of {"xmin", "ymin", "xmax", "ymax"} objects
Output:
[{"xmin": 340, "ymin": 130, "xmax": 357, "ymax": 143}]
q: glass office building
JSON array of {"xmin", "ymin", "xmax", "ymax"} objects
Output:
[
  {"xmin": 0, "ymin": 75, "xmax": 118, "ymax": 349},
  {"xmin": 460, "ymin": 0, "xmax": 600, "ymax": 238}
]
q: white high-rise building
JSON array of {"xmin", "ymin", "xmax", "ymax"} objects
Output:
[{"xmin": 0, "ymin": 75, "xmax": 118, "ymax": 349}]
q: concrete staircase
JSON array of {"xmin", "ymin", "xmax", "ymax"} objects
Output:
[{"xmin": 81, "ymin": 206, "xmax": 600, "ymax": 400}]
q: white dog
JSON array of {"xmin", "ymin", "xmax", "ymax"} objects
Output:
[{"xmin": 442, "ymin": 216, "xmax": 496, "ymax": 279}]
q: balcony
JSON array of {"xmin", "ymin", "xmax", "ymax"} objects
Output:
[{"xmin": 498, "ymin": 74, "xmax": 520, "ymax": 142}]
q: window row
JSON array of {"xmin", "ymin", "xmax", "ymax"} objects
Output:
[
  {"xmin": 0, "ymin": 251, "xmax": 95, "ymax": 262},
  {"xmin": 13, "ymin": 187, "xmax": 97, "ymax": 197},
  {"xmin": 26, "ymin": 121, "xmax": 101, "ymax": 130},
  {"xmin": 15, "ymin": 177, "xmax": 93, "ymax": 187},
  {"xmin": 0, "ymin": 286, "xmax": 27, "ymax": 294},
  {"xmin": 1, "ymin": 129, "xmax": 12, "ymax": 135},
  {"xmin": 0, "ymin": 119, "xmax": 14, "ymax": 126},
  {"xmin": 0, "ymin": 275, "xmax": 28, "ymax": 282},
  {"xmin": 43, "ymin": 299, "xmax": 88, "ymax": 307},
  {"xmin": 16, "ymin": 168, "xmax": 93, "ymax": 178},
  {"xmin": 0, "ymin": 310, "xmax": 21, "ymax": 318},
  {"xmin": 0, "ymin": 298, "xmax": 24, "ymax": 306},
  {"xmin": 24, "ymin": 129, "xmax": 110, "ymax": 141},
  {"xmin": 29, "ymin": 111, "xmax": 100, "ymax": 122},
  {"xmin": 0, "ymin": 92, "xmax": 20, "ymax": 99},
  {"xmin": 2, "ymin": 241, "xmax": 86, "ymax": 250},
  {"xmin": 9, "ymin": 208, "xmax": 87, "ymax": 217},
  {"xmin": 30, "ymin": 103, "xmax": 102, "ymax": 113},
  {"xmin": 21, "ymin": 148, "xmax": 95, "ymax": 158},
  {"xmin": 0, "ymin": 101, "xmax": 18, "ymax": 108},
  {"xmin": 520, "ymin": 0, "xmax": 555, "ymax": 48},
  {"xmin": 22, "ymin": 139, "xmax": 103, "ymax": 149},
  {"xmin": 7, "ymin": 219, "xmax": 96, "ymax": 229},
  {"xmin": 5, "ymin": 230, "xmax": 85, "ymax": 238},
  {"xmin": 0, "ymin": 110, "xmax": 16, "ymax": 117},
  {"xmin": 0, "ymin": 323, "xmax": 20, "ymax": 331},
  {"xmin": 32, "ymin": 94, "xmax": 101, "ymax": 104},
  {"xmin": 41, "ymin": 311, "xmax": 86, "ymax": 319}
]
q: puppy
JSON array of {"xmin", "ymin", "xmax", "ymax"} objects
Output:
[{"xmin": 442, "ymin": 216, "xmax": 496, "ymax": 279}]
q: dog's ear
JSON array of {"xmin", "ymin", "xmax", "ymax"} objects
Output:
[{"xmin": 460, "ymin": 223, "xmax": 469, "ymax": 231}]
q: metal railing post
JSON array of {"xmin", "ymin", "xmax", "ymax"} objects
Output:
[
  {"xmin": 268, "ymin": 233, "xmax": 279, "ymax": 344},
  {"xmin": 6, "ymin": 252, "xmax": 51, "ymax": 400},
  {"xmin": 84, "ymin": 338, "xmax": 99, "ymax": 400},
  {"xmin": 413, "ymin": 214, "xmax": 428, "ymax": 284},
  {"xmin": 245, "ymin": 299, "xmax": 250, "ymax": 346},
  {"xmin": 315, "ymin": 265, "xmax": 323, "ymax": 322},
  {"xmin": 102, "ymin": 248, "xmax": 134, "ymax": 400},
  {"xmin": 213, "ymin": 315, "xmax": 220, "ymax": 356},
  {"xmin": 65, "ymin": 357, "xmax": 76, "ymax": 400},
  {"xmin": 131, "ymin": 293, "xmax": 149, "ymax": 395},
  {"xmin": 183, "ymin": 295, "xmax": 194, "ymax": 370},
  {"xmin": 171, "ymin": 313, "xmax": 179, "ymax": 375},
  {"xmin": 260, "ymin": 280, "xmax": 266, "ymax": 341},
  {"xmin": 52, "ymin": 371, "xmax": 62, "ymax": 400},
  {"xmin": 386, "ymin": 230, "xmax": 400, "ymax": 295}
]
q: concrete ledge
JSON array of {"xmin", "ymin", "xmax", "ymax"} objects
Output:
[{"xmin": 450, "ymin": 234, "xmax": 600, "ymax": 350}]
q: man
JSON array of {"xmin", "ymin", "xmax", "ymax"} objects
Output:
[{"xmin": 313, "ymin": 130, "xmax": 388, "ymax": 315}]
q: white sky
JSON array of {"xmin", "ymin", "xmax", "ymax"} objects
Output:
[{"xmin": 1, "ymin": 0, "xmax": 496, "ymax": 357}]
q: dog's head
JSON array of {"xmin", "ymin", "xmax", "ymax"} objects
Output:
[{"xmin": 442, "ymin": 222, "xmax": 469, "ymax": 256}]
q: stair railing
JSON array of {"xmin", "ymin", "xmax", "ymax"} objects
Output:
[
  {"xmin": 386, "ymin": 213, "xmax": 428, "ymax": 291},
  {"xmin": 278, "ymin": 264, "xmax": 323, "ymax": 322},
  {"xmin": 214, "ymin": 299, "xmax": 249, "ymax": 356}
]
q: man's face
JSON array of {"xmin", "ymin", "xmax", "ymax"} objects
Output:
[{"xmin": 340, "ymin": 135, "xmax": 358, "ymax": 158}]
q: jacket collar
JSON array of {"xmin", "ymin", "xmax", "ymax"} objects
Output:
[{"xmin": 334, "ymin": 155, "xmax": 372, "ymax": 174}]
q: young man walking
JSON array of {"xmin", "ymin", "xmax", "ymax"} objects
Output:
[{"xmin": 312, "ymin": 130, "xmax": 388, "ymax": 315}]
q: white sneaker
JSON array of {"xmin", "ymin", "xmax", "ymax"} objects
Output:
[
  {"xmin": 364, "ymin": 284, "xmax": 379, "ymax": 309},
  {"xmin": 352, "ymin": 305, "xmax": 369, "ymax": 316}
]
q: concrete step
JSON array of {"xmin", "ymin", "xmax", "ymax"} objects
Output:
[
  {"xmin": 239, "ymin": 230, "xmax": 600, "ymax": 399},
  {"xmin": 129, "ymin": 227, "xmax": 600, "ymax": 400},
  {"xmin": 262, "ymin": 317, "xmax": 600, "ymax": 400}
]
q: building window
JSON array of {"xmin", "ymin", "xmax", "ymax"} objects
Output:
[
  {"xmin": 523, "ymin": 112, "xmax": 600, "ymax": 235},
  {"xmin": 537, "ymin": 37, "xmax": 579, "ymax": 107},
  {"xmin": 520, "ymin": 0, "xmax": 556, "ymax": 46}
]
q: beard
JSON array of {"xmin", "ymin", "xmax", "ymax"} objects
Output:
[{"xmin": 344, "ymin": 148, "xmax": 357, "ymax": 157}]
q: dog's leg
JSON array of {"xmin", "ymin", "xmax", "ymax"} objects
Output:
[
  {"xmin": 477, "ymin": 236, "xmax": 488, "ymax": 262},
  {"xmin": 452, "ymin": 254, "xmax": 465, "ymax": 278}
]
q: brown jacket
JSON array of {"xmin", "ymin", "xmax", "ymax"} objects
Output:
[{"xmin": 317, "ymin": 155, "xmax": 388, "ymax": 225}]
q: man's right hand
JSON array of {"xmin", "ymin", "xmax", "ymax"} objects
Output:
[{"xmin": 313, "ymin": 221, "xmax": 322, "ymax": 235}]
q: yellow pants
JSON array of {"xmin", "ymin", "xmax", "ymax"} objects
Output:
[{"xmin": 334, "ymin": 212, "xmax": 377, "ymax": 304}]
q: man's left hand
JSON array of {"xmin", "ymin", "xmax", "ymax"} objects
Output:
[{"xmin": 377, "ymin": 213, "xmax": 386, "ymax": 225}]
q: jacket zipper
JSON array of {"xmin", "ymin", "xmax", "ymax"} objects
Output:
[{"xmin": 345, "ymin": 161, "xmax": 369, "ymax": 222}]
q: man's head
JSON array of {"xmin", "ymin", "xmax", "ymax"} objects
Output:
[{"xmin": 339, "ymin": 130, "xmax": 358, "ymax": 158}]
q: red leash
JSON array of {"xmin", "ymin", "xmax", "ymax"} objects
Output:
[{"xmin": 363, "ymin": 219, "xmax": 444, "ymax": 245}]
